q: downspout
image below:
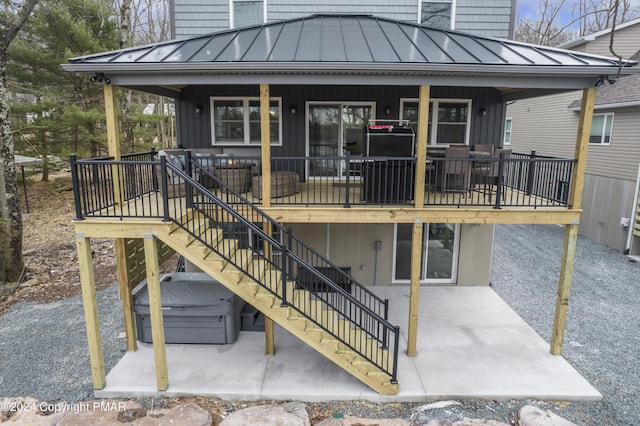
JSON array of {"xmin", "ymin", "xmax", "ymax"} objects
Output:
[{"xmin": 624, "ymin": 162, "xmax": 640, "ymax": 254}]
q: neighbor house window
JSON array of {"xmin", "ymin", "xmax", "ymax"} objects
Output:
[
  {"xmin": 400, "ymin": 98, "xmax": 470, "ymax": 145},
  {"xmin": 211, "ymin": 97, "xmax": 281, "ymax": 145},
  {"xmin": 589, "ymin": 113, "xmax": 614, "ymax": 145},
  {"xmin": 504, "ymin": 118, "xmax": 512, "ymax": 145},
  {"xmin": 420, "ymin": 0, "xmax": 454, "ymax": 29},
  {"xmin": 230, "ymin": 0, "xmax": 265, "ymax": 28}
]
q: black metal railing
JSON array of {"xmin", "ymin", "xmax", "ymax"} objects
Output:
[
  {"xmin": 71, "ymin": 149, "xmax": 576, "ymax": 217},
  {"xmin": 189, "ymin": 151, "xmax": 575, "ymax": 208},
  {"xmin": 70, "ymin": 150, "xmax": 160, "ymax": 219}
]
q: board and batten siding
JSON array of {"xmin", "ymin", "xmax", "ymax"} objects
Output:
[
  {"xmin": 170, "ymin": 0, "xmax": 515, "ymax": 38},
  {"xmin": 176, "ymin": 85, "xmax": 505, "ymax": 155}
]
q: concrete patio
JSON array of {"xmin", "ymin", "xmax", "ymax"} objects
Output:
[{"xmin": 96, "ymin": 286, "xmax": 601, "ymax": 402}]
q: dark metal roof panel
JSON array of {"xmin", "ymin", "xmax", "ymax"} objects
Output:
[
  {"xmin": 66, "ymin": 14, "xmax": 638, "ymax": 75},
  {"xmin": 342, "ymin": 17, "xmax": 375, "ymax": 62},
  {"xmin": 190, "ymin": 32, "xmax": 236, "ymax": 61}
]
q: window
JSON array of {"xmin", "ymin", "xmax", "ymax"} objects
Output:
[
  {"xmin": 420, "ymin": 0, "xmax": 454, "ymax": 29},
  {"xmin": 504, "ymin": 118, "xmax": 512, "ymax": 145},
  {"xmin": 589, "ymin": 113, "xmax": 614, "ymax": 145},
  {"xmin": 211, "ymin": 97, "xmax": 281, "ymax": 145},
  {"xmin": 400, "ymin": 98, "xmax": 470, "ymax": 146},
  {"xmin": 231, "ymin": 0, "xmax": 265, "ymax": 28}
]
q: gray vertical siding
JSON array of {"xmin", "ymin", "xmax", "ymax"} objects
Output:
[
  {"xmin": 565, "ymin": 24, "xmax": 640, "ymax": 58},
  {"xmin": 176, "ymin": 85, "xmax": 505, "ymax": 154},
  {"xmin": 171, "ymin": 0, "xmax": 515, "ymax": 38}
]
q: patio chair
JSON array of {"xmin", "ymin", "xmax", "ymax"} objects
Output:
[
  {"xmin": 472, "ymin": 148, "xmax": 512, "ymax": 202},
  {"xmin": 473, "ymin": 144, "xmax": 495, "ymax": 156},
  {"xmin": 442, "ymin": 146, "xmax": 471, "ymax": 195}
]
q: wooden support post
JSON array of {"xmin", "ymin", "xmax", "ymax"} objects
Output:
[
  {"xmin": 104, "ymin": 85, "xmax": 124, "ymax": 205},
  {"xmin": 414, "ymin": 85, "xmax": 430, "ymax": 207},
  {"xmin": 550, "ymin": 87, "xmax": 595, "ymax": 355},
  {"xmin": 143, "ymin": 234, "xmax": 169, "ymax": 391},
  {"xmin": 568, "ymin": 87, "xmax": 595, "ymax": 210},
  {"xmin": 407, "ymin": 221, "xmax": 423, "ymax": 356},
  {"xmin": 76, "ymin": 234, "xmax": 106, "ymax": 389},
  {"xmin": 115, "ymin": 238, "xmax": 137, "ymax": 351},
  {"xmin": 260, "ymin": 84, "xmax": 272, "ymax": 207},
  {"xmin": 262, "ymin": 220, "xmax": 275, "ymax": 354},
  {"xmin": 551, "ymin": 224, "xmax": 578, "ymax": 355},
  {"xmin": 265, "ymin": 317, "xmax": 275, "ymax": 355}
]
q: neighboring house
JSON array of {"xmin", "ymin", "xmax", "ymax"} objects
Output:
[
  {"xmin": 506, "ymin": 18, "xmax": 640, "ymax": 254},
  {"xmin": 170, "ymin": 0, "xmax": 516, "ymax": 39},
  {"xmin": 62, "ymin": 14, "xmax": 639, "ymax": 396}
]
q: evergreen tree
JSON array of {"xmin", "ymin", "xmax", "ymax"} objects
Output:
[{"xmin": 8, "ymin": 0, "xmax": 119, "ymax": 165}]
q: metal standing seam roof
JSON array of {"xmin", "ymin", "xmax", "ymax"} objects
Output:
[{"xmin": 63, "ymin": 14, "xmax": 639, "ymax": 91}]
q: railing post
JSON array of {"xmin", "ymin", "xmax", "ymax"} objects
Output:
[
  {"xmin": 160, "ymin": 156, "xmax": 171, "ymax": 222},
  {"xmin": 70, "ymin": 154, "xmax": 84, "ymax": 220},
  {"xmin": 184, "ymin": 150, "xmax": 194, "ymax": 209},
  {"xmin": 151, "ymin": 148, "xmax": 158, "ymax": 192},
  {"xmin": 526, "ymin": 150, "xmax": 536, "ymax": 195},
  {"xmin": 344, "ymin": 152, "xmax": 351, "ymax": 208},
  {"xmin": 391, "ymin": 326, "xmax": 400, "ymax": 385},
  {"xmin": 281, "ymin": 228, "xmax": 293, "ymax": 307},
  {"xmin": 381, "ymin": 299, "xmax": 389, "ymax": 349},
  {"xmin": 493, "ymin": 153, "xmax": 505, "ymax": 209}
]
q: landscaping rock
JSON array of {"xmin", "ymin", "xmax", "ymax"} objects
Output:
[
  {"xmin": 315, "ymin": 414, "xmax": 410, "ymax": 425},
  {"xmin": 220, "ymin": 401, "xmax": 310, "ymax": 425},
  {"xmin": 518, "ymin": 405, "xmax": 578, "ymax": 426}
]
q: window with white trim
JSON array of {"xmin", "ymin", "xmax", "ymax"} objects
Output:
[
  {"xmin": 400, "ymin": 98, "xmax": 471, "ymax": 145},
  {"xmin": 420, "ymin": 0, "xmax": 454, "ymax": 29},
  {"xmin": 230, "ymin": 0, "xmax": 265, "ymax": 28},
  {"xmin": 211, "ymin": 97, "xmax": 282, "ymax": 145},
  {"xmin": 589, "ymin": 113, "xmax": 614, "ymax": 145},
  {"xmin": 504, "ymin": 118, "xmax": 512, "ymax": 145}
]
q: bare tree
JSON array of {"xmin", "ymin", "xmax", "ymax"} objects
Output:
[
  {"xmin": 0, "ymin": 0, "xmax": 38, "ymax": 283},
  {"xmin": 515, "ymin": 0, "xmax": 640, "ymax": 46}
]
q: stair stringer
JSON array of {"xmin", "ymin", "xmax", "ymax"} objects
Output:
[{"xmin": 151, "ymin": 223, "xmax": 399, "ymax": 395}]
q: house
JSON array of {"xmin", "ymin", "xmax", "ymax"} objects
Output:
[
  {"xmin": 506, "ymin": 18, "xmax": 640, "ymax": 255},
  {"xmin": 171, "ymin": 0, "xmax": 516, "ymax": 39},
  {"xmin": 62, "ymin": 14, "xmax": 639, "ymax": 396}
]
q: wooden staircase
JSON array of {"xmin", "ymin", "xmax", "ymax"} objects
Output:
[{"xmin": 153, "ymin": 214, "xmax": 399, "ymax": 395}]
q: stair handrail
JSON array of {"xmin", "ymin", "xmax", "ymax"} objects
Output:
[
  {"xmin": 168, "ymin": 159, "xmax": 399, "ymax": 382},
  {"xmin": 187, "ymin": 153, "xmax": 391, "ymax": 320}
]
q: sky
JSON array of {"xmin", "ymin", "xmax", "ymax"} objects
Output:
[{"xmin": 517, "ymin": 0, "xmax": 640, "ymax": 22}]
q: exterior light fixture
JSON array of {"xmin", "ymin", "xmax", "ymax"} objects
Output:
[{"xmin": 290, "ymin": 105, "xmax": 297, "ymax": 115}]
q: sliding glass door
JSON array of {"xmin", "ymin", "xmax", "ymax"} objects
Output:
[
  {"xmin": 393, "ymin": 223, "xmax": 459, "ymax": 284},
  {"xmin": 307, "ymin": 102, "xmax": 373, "ymax": 178}
]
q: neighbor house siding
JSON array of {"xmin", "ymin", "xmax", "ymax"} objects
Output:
[
  {"xmin": 580, "ymin": 174, "xmax": 638, "ymax": 251},
  {"xmin": 509, "ymin": 97, "xmax": 640, "ymax": 182},
  {"xmin": 568, "ymin": 24, "xmax": 640, "ymax": 57},
  {"xmin": 507, "ymin": 91, "xmax": 580, "ymax": 158},
  {"xmin": 585, "ymin": 106, "xmax": 640, "ymax": 182},
  {"xmin": 170, "ymin": 0, "xmax": 515, "ymax": 38},
  {"xmin": 176, "ymin": 85, "xmax": 506, "ymax": 154}
]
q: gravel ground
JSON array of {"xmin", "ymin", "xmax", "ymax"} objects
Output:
[{"xmin": 1, "ymin": 224, "xmax": 638, "ymax": 425}]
